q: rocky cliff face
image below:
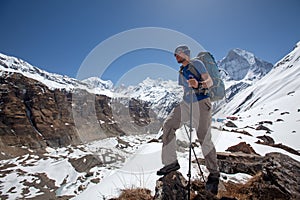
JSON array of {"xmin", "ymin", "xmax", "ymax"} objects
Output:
[
  {"xmin": 0, "ymin": 72, "xmax": 77, "ymax": 149},
  {"xmin": 0, "ymin": 71, "xmax": 157, "ymax": 152}
]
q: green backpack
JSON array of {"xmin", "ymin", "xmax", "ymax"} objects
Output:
[{"xmin": 189, "ymin": 52, "xmax": 226, "ymax": 102}]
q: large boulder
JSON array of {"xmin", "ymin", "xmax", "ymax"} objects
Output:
[
  {"xmin": 153, "ymin": 171, "xmax": 218, "ymax": 200},
  {"xmin": 218, "ymin": 152, "xmax": 300, "ymax": 199}
]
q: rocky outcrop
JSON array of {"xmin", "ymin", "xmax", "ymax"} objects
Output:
[
  {"xmin": 0, "ymin": 72, "xmax": 160, "ymax": 153},
  {"xmin": 218, "ymin": 152, "xmax": 300, "ymax": 199},
  {"xmin": 154, "ymin": 152, "xmax": 300, "ymax": 199},
  {"xmin": 69, "ymin": 155, "xmax": 104, "ymax": 173},
  {"xmin": 256, "ymin": 135, "xmax": 300, "ymax": 156},
  {"xmin": 217, "ymin": 152, "xmax": 263, "ymax": 175},
  {"xmin": 153, "ymin": 171, "xmax": 189, "ymax": 200},
  {"xmin": 0, "ymin": 72, "xmax": 78, "ymax": 149},
  {"xmin": 226, "ymin": 142, "xmax": 259, "ymax": 155}
]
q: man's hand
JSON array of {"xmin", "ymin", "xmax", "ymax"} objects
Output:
[
  {"xmin": 187, "ymin": 78, "xmax": 199, "ymax": 88},
  {"xmin": 200, "ymin": 80, "xmax": 209, "ymax": 88},
  {"xmin": 201, "ymin": 73, "xmax": 213, "ymax": 88}
]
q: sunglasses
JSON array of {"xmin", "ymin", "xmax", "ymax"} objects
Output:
[{"xmin": 174, "ymin": 50, "xmax": 183, "ymax": 57}]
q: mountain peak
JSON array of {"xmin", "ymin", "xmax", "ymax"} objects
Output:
[
  {"xmin": 230, "ymin": 48, "xmax": 256, "ymax": 65},
  {"xmin": 82, "ymin": 77, "xmax": 113, "ymax": 90},
  {"xmin": 218, "ymin": 48, "xmax": 273, "ymax": 81}
]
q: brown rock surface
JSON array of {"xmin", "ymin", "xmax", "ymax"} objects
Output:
[{"xmin": 0, "ymin": 72, "xmax": 159, "ymax": 154}]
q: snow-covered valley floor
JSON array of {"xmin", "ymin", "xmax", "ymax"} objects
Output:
[{"xmin": 1, "ymin": 103, "xmax": 299, "ymax": 200}]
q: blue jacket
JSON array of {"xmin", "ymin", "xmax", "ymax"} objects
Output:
[{"xmin": 178, "ymin": 59, "xmax": 209, "ymax": 103}]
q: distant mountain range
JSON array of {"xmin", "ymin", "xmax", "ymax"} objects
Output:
[
  {"xmin": 115, "ymin": 48, "xmax": 274, "ymax": 118},
  {"xmin": 0, "ymin": 47, "xmax": 275, "ymax": 121}
]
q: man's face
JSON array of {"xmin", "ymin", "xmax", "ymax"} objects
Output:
[{"xmin": 175, "ymin": 52, "xmax": 186, "ymax": 63}]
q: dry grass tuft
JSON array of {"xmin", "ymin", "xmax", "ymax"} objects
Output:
[{"xmin": 111, "ymin": 188, "xmax": 153, "ymax": 200}]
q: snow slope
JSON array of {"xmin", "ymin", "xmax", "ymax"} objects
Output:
[
  {"xmin": 0, "ymin": 53, "xmax": 112, "ymax": 96},
  {"xmin": 216, "ymin": 42, "xmax": 300, "ymax": 150},
  {"xmin": 75, "ymin": 125, "xmax": 300, "ymax": 199}
]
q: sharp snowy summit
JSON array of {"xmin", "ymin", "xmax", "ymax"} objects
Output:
[
  {"xmin": 218, "ymin": 42, "xmax": 300, "ymax": 116},
  {"xmin": 218, "ymin": 48, "xmax": 273, "ymax": 81},
  {"xmin": 82, "ymin": 76, "xmax": 113, "ymax": 90}
]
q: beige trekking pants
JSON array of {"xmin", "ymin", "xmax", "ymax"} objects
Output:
[{"xmin": 161, "ymin": 97, "xmax": 219, "ymax": 176}]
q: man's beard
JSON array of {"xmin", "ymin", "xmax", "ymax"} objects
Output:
[{"xmin": 177, "ymin": 58, "xmax": 186, "ymax": 63}]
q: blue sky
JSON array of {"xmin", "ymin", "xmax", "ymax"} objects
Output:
[{"xmin": 1, "ymin": 0, "xmax": 300, "ymax": 86}]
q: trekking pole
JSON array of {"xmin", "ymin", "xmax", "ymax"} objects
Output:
[
  {"xmin": 183, "ymin": 124, "xmax": 206, "ymax": 183},
  {"xmin": 187, "ymin": 78, "xmax": 193, "ymax": 200}
]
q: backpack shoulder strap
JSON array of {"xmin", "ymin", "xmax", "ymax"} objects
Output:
[
  {"xmin": 188, "ymin": 59, "xmax": 202, "ymax": 80},
  {"xmin": 179, "ymin": 65, "xmax": 184, "ymax": 74}
]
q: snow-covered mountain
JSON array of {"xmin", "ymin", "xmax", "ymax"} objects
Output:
[
  {"xmin": 116, "ymin": 78, "xmax": 183, "ymax": 119},
  {"xmin": 218, "ymin": 42, "xmax": 300, "ymax": 116},
  {"xmin": 218, "ymin": 48, "xmax": 273, "ymax": 81},
  {"xmin": 216, "ymin": 41, "xmax": 300, "ymax": 151},
  {"xmin": 212, "ymin": 48, "xmax": 274, "ymax": 107},
  {"xmin": 0, "ymin": 48, "xmax": 272, "ymax": 121},
  {"xmin": 0, "ymin": 53, "xmax": 112, "ymax": 96},
  {"xmin": 82, "ymin": 76, "xmax": 113, "ymax": 90},
  {"xmin": 115, "ymin": 49, "xmax": 274, "ymax": 118}
]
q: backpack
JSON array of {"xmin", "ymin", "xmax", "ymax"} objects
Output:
[{"xmin": 188, "ymin": 52, "xmax": 226, "ymax": 102}]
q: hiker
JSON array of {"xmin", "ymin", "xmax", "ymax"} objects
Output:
[{"xmin": 157, "ymin": 45, "xmax": 220, "ymax": 195}]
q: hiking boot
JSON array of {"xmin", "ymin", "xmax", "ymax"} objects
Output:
[
  {"xmin": 157, "ymin": 161, "xmax": 180, "ymax": 176},
  {"xmin": 205, "ymin": 174, "xmax": 220, "ymax": 195}
]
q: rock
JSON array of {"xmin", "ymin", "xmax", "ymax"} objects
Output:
[
  {"xmin": 255, "ymin": 124, "xmax": 272, "ymax": 132},
  {"xmin": 229, "ymin": 152, "xmax": 300, "ymax": 199},
  {"xmin": 262, "ymin": 152, "xmax": 300, "ymax": 199},
  {"xmin": 280, "ymin": 111, "xmax": 290, "ymax": 115},
  {"xmin": 153, "ymin": 171, "xmax": 221, "ymax": 200},
  {"xmin": 231, "ymin": 129, "xmax": 252, "ymax": 136},
  {"xmin": 154, "ymin": 171, "xmax": 188, "ymax": 200},
  {"xmin": 191, "ymin": 180, "xmax": 220, "ymax": 200},
  {"xmin": 268, "ymin": 143, "xmax": 300, "ymax": 156},
  {"xmin": 256, "ymin": 135, "xmax": 275, "ymax": 145},
  {"xmin": 225, "ymin": 121, "xmax": 237, "ymax": 128},
  {"xmin": 147, "ymin": 138, "xmax": 159, "ymax": 143},
  {"xmin": 255, "ymin": 137, "xmax": 300, "ymax": 156},
  {"xmin": 217, "ymin": 152, "xmax": 300, "ymax": 199},
  {"xmin": 226, "ymin": 142, "xmax": 259, "ymax": 155},
  {"xmin": 258, "ymin": 121, "xmax": 273, "ymax": 125},
  {"xmin": 0, "ymin": 73, "xmax": 84, "ymax": 149},
  {"xmin": 116, "ymin": 137, "xmax": 132, "ymax": 149},
  {"xmin": 69, "ymin": 154, "xmax": 103, "ymax": 173},
  {"xmin": 217, "ymin": 152, "xmax": 263, "ymax": 175}
]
